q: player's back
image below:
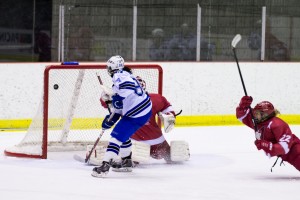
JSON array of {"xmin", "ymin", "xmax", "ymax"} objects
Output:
[{"xmin": 112, "ymin": 70, "xmax": 152, "ymax": 118}]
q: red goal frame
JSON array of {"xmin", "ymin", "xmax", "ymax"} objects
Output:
[{"xmin": 5, "ymin": 64, "xmax": 163, "ymax": 159}]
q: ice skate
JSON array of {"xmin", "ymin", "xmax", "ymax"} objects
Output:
[
  {"xmin": 111, "ymin": 154, "xmax": 133, "ymax": 172},
  {"xmin": 91, "ymin": 161, "xmax": 111, "ymax": 178}
]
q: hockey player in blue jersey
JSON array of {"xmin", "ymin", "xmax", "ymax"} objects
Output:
[{"xmin": 92, "ymin": 55, "xmax": 152, "ymax": 177}]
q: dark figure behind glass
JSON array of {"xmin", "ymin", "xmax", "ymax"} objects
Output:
[
  {"xmin": 34, "ymin": 27, "xmax": 51, "ymax": 61},
  {"xmin": 248, "ymin": 19, "xmax": 290, "ymax": 61},
  {"xmin": 164, "ymin": 23, "xmax": 214, "ymax": 61}
]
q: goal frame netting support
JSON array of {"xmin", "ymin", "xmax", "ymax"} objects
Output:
[{"xmin": 4, "ymin": 64, "xmax": 163, "ymax": 159}]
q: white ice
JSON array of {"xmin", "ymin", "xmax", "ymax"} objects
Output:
[{"xmin": 1, "ymin": 126, "xmax": 300, "ymax": 200}]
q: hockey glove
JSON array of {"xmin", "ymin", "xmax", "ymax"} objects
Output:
[
  {"xmin": 239, "ymin": 96, "xmax": 253, "ymax": 108},
  {"xmin": 102, "ymin": 113, "xmax": 121, "ymax": 130},
  {"xmin": 101, "ymin": 91, "xmax": 112, "ymax": 106},
  {"xmin": 255, "ymin": 140, "xmax": 272, "ymax": 152},
  {"xmin": 159, "ymin": 112, "xmax": 176, "ymax": 133},
  {"xmin": 112, "ymin": 94, "xmax": 125, "ymax": 109},
  {"xmin": 100, "ymin": 98, "xmax": 108, "ymax": 109}
]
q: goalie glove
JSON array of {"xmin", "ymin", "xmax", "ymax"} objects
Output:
[{"xmin": 159, "ymin": 112, "xmax": 176, "ymax": 133}]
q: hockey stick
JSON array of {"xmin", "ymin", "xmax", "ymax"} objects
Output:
[
  {"xmin": 84, "ymin": 129, "xmax": 105, "ymax": 163},
  {"xmin": 96, "ymin": 73, "xmax": 113, "ymax": 113},
  {"xmin": 231, "ymin": 34, "xmax": 258, "ymax": 132},
  {"xmin": 232, "ymin": 34, "xmax": 248, "ymax": 96},
  {"xmin": 175, "ymin": 109, "xmax": 183, "ymax": 116},
  {"xmin": 84, "ymin": 74, "xmax": 115, "ymax": 163},
  {"xmin": 158, "ymin": 109, "xmax": 182, "ymax": 118},
  {"xmin": 84, "ymin": 110, "xmax": 115, "ymax": 163}
]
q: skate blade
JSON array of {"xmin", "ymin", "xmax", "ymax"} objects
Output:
[
  {"xmin": 112, "ymin": 167, "xmax": 133, "ymax": 172},
  {"xmin": 91, "ymin": 171, "xmax": 108, "ymax": 178}
]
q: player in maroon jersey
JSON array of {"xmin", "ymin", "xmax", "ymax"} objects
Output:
[
  {"xmin": 100, "ymin": 75, "xmax": 176, "ymax": 163},
  {"xmin": 236, "ymin": 96, "xmax": 300, "ymax": 171}
]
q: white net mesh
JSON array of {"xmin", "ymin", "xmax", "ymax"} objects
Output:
[{"xmin": 5, "ymin": 64, "xmax": 162, "ymax": 158}]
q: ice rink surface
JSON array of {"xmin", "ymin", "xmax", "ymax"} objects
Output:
[{"xmin": 1, "ymin": 126, "xmax": 300, "ymax": 200}]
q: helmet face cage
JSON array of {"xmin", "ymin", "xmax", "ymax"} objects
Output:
[
  {"xmin": 106, "ymin": 55, "xmax": 124, "ymax": 76},
  {"xmin": 253, "ymin": 101, "xmax": 275, "ymax": 123},
  {"xmin": 136, "ymin": 76, "xmax": 146, "ymax": 90}
]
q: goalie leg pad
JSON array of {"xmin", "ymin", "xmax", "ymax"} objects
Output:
[
  {"xmin": 131, "ymin": 141, "xmax": 151, "ymax": 163},
  {"xmin": 170, "ymin": 140, "xmax": 190, "ymax": 162},
  {"xmin": 86, "ymin": 141, "xmax": 109, "ymax": 165}
]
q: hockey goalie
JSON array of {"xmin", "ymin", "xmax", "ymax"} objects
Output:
[{"xmin": 87, "ymin": 74, "xmax": 190, "ymax": 169}]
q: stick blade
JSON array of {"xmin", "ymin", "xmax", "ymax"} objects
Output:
[
  {"xmin": 73, "ymin": 154, "xmax": 87, "ymax": 163},
  {"xmin": 73, "ymin": 154, "xmax": 99, "ymax": 166},
  {"xmin": 231, "ymin": 34, "xmax": 242, "ymax": 48}
]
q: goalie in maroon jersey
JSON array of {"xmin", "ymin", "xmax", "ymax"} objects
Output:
[
  {"xmin": 131, "ymin": 76, "xmax": 177, "ymax": 163},
  {"xmin": 236, "ymin": 96, "xmax": 300, "ymax": 171},
  {"xmin": 99, "ymin": 75, "xmax": 189, "ymax": 166}
]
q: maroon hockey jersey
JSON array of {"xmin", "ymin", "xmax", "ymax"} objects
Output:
[
  {"xmin": 236, "ymin": 105, "xmax": 300, "ymax": 171},
  {"xmin": 131, "ymin": 93, "xmax": 172, "ymax": 143}
]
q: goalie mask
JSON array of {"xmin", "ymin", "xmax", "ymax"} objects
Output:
[
  {"xmin": 253, "ymin": 101, "xmax": 275, "ymax": 123},
  {"xmin": 106, "ymin": 55, "xmax": 124, "ymax": 77},
  {"xmin": 136, "ymin": 76, "xmax": 146, "ymax": 90}
]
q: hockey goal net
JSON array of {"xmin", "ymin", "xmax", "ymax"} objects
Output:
[{"xmin": 4, "ymin": 64, "xmax": 163, "ymax": 159}]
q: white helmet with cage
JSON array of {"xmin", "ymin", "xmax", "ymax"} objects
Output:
[{"xmin": 106, "ymin": 55, "xmax": 124, "ymax": 77}]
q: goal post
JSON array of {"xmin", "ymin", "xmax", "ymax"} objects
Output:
[{"xmin": 4, "ymin": 64, "xmax": 163, "ymax": 159}]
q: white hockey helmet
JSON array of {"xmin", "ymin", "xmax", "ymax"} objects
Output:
[{"xmin": 106, "ymin": 55, "xmax": 124, "ymax": 77}]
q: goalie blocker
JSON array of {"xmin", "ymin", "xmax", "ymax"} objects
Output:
[
  {"xmin": 158, "ymin": 112, "xmax": 176, "ymax": 133},
  {"xmin": 87, "ymin": 140, "xmax": 190, "ymax": 165}
]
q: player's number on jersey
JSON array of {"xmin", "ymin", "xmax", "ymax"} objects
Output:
[
  {"xmin": 279, "ymin": 134, "xmax": 291, "ymax": 143},
  {"xmin": 132, "ymin": 78, "xmax": 144, "ymax": 96}
]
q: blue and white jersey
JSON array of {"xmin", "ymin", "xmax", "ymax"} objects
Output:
[{"xmin": 112, "ymin": 70, "xmax": 152, "ymax": 118}]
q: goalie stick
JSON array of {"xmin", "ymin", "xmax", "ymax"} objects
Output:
[
  {"xmin": 175, "ymin": 109, "xmax": 182, "ymax": 116},
  {"xmin": 231, "ymin": 34, "xmax": 258, "ymax": 133},
  {"xmin": 158, "ymin": 109, "xmax": 182, "ymax": 117}
]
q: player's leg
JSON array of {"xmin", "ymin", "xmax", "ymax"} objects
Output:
[
  {"xmin": 286, "ymin": 144, "xmax": 300, "ymax": 171},
  {"xmin": 110, "ymin": 114, "xmax": 151, "ymax": 172},
  {"xmin": 92, "ymin": 112, "xmax": 151, "ymax": 176},
  {"xmin": 91, "ymin": 137, "xmax": 123, "ymax": 177},
  {"xmin": 111, "ymin": 140, "xmax": 134, "ymax": 172}
]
